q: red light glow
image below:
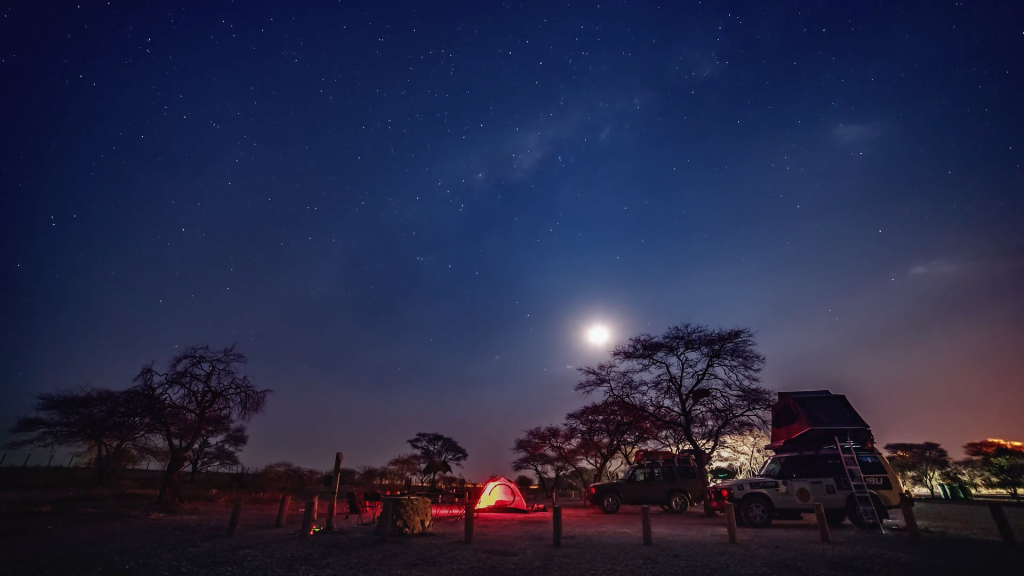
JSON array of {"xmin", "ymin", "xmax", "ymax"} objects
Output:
[{"xmin": 475, "ymin": 476, "xmax": 528, "ymax": 512}]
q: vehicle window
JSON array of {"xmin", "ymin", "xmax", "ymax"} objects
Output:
[
  {"xmin": 760, "ymin": 457, "xmax": 785, "ymax": 479},
  {"xmin": 821, "ymin": 456, "xmax": 845, "ymax": 477},
  {"xmin": 662, "ymin": 466, "xmax": 676, "ymax": 481},
  {"xmin": 646, "ymin": 467, "xmax": 664, "ymax": 482},
  {"xmin": 632, "ymin": 467, "xmax": 646, "ymax": 482},
  {"xmin": 674, "ymin": 466, "xmax": 697, "ymax": 480},
  {"xmin": 778, "ymin": 456, "xmax": 804, "ymax": 479},
  {"xmin": 857, "ymin": 455, "xmax": 888, "ymax": 476}
]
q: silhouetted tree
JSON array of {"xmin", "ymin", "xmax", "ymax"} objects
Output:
[
  {"xmin": 965, "ymin": 439, "xmax": 1024, "ymax": 502},
  {"xmin": 133, "ymin": 345, "xmax": 269, "ymax": 503},
  {"xmin": 576, "ymin": 323, "xmax": 774, "ymax": 483},
  {"xmin": 6, "ymin": 388, "xmax": 150, "ymax": 484},
  {"xmin": 407, "ymin": 432, "xmax": 468, "ymax": 487},
  {"xmin": 883, "ymin": 442, "xmax": 950, "ymax": 497},
  {"xmin": 260, "ymin": 461, "xmax": 322, "ymax": 493},
  {"xmin": 510, "ymin": 426, "xmax": 572, "ymax": 497},
  {"xmin": 386, "ymin": 453, "xmax": 426, "ymax": 485},
  {"xmin": 185, "ymin": 414, "xmax": 248, "ymax": 482},
  {"xmin": 566, "ymin": 399, "xmax": 656, "ymax": 486},
  {"xmin": 711, "ymin": 424, "xmax": 771, "ymax": 479},
  {"xmin": 515, "ymin": 475, "xmax": 534, "ymax": 490}
]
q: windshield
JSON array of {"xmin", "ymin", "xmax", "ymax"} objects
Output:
[
  {"xmin": 618, "ymin": 466, "xmax": 635, "ymax": 481},
  {"xmin": 759, "ymin": 457, "xmax": 785, "ymax": 479}
]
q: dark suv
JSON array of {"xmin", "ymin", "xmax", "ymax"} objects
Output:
[{"xmin": 589, "ymin": 457, "xmax": 705, "ymax": 514}]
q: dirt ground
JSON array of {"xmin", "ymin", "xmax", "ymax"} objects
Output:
[{"xmin": 1, "ymin": 494, "xmax": 1020, "ymax": 576}]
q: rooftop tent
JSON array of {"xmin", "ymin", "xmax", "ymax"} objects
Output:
[
  {"xmin": 475, "ymin": 476, "xmax": 529, "ymax": 513},
  {"xmin": 769, "ymin": 390, "xmax": 872, "ymax": 450}
]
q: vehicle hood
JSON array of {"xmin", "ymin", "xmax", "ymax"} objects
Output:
[{"xmin": 717, "ymin": 477, "xmax": 777, "ymax": 489}]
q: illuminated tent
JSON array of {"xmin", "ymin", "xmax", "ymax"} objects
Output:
[
  {"xmin": 769, "ymin": 390, "xmax": 872, "ymax": 450},
  {"xmin": 475, "ymin": 476, "xmax": 529, "ymax": 513}
]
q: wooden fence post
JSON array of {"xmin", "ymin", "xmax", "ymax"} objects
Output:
[
  {"xmin": 553, "ymin": 505, "xmax": 563, "ymax": 547},
  {"xmin": 464, "ymin": 490, "xmax": 474, "ymax": 544},
  {"xmin": 379, "ymin": 500, "xmax": 393, "ymax": 541},
  {"xmin": 312, "ymin": 495, "xmax": 319, "ymax": 521},
  {"xmin": 900, "ymin": 500, "xmax": 921, "ymax": 545},
  {"xmin": 641, "ymin": 505, "xmax": 653, "ymax": 545},
  {"xmin": 275, "ymin": 494, "xmax": 291, "ymax": 528},
  {"xmin": 46, "ymin": 454, "xmax": 55, "ymax": 467},
  {"xmin": 724, "ymin": 502, "xmax": 738, "ymax": 544},
  {"xmin": 326, "ymin": 498, "xmax": 337, "ymax": 531},
  {"xmin": 813, "ymin": 503, "xmax": 831, "ymax": 543},
  {"xmin": 226, "ymin": 500, "xmax": 243, "ymax": 537},
  {"xmin": 327, "ymin": 452, "xmax": 343, "ymax": 531},
  {"xmin": 22, "ymin": 453, "xmax": 31, "ymax": 467},
  {"xmin": 0, "ymin": 453, "xmax": 6, "ymax": 467},
  {"xmin": 988, "ymin": 503, "xmax": 1017, "ymax": 547},
  {"xmin": 300, "ymin": 501, "xmax": 315, "ymax": 537},
  {"xmin": 68, "ymin": 455, "xmax": 75, "ymax": 467}
]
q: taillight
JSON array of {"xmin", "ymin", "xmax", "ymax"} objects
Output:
[
  {"xmin": 589, "ymin": 486, "xmax": 595, "ymax": 494},
  {"xmin": 721, "ymin": 489, "xmax": 729, "ymax": 498}
]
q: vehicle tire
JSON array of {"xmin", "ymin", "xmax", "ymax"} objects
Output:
[
  {"xmin": 598, "ymin": 492, "xmax": 622, "ymax": 514},
  {"xmin": 825, "ymin": 509, "xmax": 846, "ymax": 526},
  {"xmin": 703, "ymin": 500, "xmax": 717, "ymax": 517},
  {"xmin": 739, "ymin": 496, "xmax": 773, "ymax": 529},
  {"xmin": 846, "ymin": 496, "xmax": 882, "ymax": 529},
  {"xmin": 667, "ymin": 491, "xmax": 690, "ymax": 514}
]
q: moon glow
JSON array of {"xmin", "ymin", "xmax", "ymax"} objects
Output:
[{"xmin": 587, "ymin": 325, "xmax": 610, "ymax": 345}]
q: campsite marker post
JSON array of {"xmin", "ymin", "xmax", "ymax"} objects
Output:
[
  {"xmin": 275, "ymin": 494, "xmax": 291, "ymax": 528},
  {"xmin": 813, "ymin": 503, "xmax": 831, "ymax": 543},
  {"xmin": 327, "ymin": 452, "xmax": 343, "ymax": 531},
  {"xmin": 311, "ymin": 494, "xmax": 319, "ymax": 521},
  {"xmin": 300, "ymin": 501, "xmax": 315, "ymax": 537},
  {"xmin": 226, "ymin": 500, "xmax": 243, "ymax": 537},
  {"xmin": 900, "ymin": 500, "xmax": 921, "ymax": 545},
  {"xmin": 553, "ymin": 505, "xmax": 563, "ymax": 547},
  {"xmin": 988, "ymin": 503, "xmax": 1017, "ymax": 547},
  {"xmin": 641, "ymin": 505, "xmax": 653, "ymax": 545},
  {"xmin": 724, "ymin": 502, "xmax": 738, "ymax": 544},
  {"xmin": 464, "ymin": 490, "xmax": 474, "ymax": 544},
  {"xmin": 379, "ymin": 500, "xmax": 393, "ymax": 541}
]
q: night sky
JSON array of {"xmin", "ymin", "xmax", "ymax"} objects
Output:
[{"xmin": 2, "ymin": 1, "xmax": 1022, "ymax": 479}]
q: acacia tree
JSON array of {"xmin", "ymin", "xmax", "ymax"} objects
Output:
[
  {"xmin": 184, "ymin": 413, "xmax": 248, "ymax": 482},
  {"xmin": 566, "ymin": 399, "xmax": 653, "ymax": 486},
  {"xmin": 883, "ymin": 442, "xmax": 950, "ymax": 497},
  {"xmin": 133, "ymin": 345, "xmax": 269, "ymax": 503},
  {"xmin": 407, "ymin": 432, "xmax": 468, "ymax": 487},
  {"xmin": 6, "ymin": 388, "xmax": 151, "ymax": 484},
  {"xmin": 965, "ymin": 439, "xmax": 1024, "ymax": 502},
  {"xmin": 386, "ymin": 453, "xmax": 425, "ymax": 485},
  {"xmin": 711, "ymin": 425, "xmax": 772, "ymax": 479},
  {"xmin": 511, "ymin": 426, "xmax": 572, "ymax": 497},
  {"xmin": 576, "ymin": 323, "xmax": 774, "ymax": 482}
]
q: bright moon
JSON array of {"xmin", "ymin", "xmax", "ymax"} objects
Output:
[{"xmin": 587, "ymin": 326, "xmax": 610, "ymax": 345}]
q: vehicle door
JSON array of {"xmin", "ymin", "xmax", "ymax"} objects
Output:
[
  {"xmin": 621, "ymin": 466, "xmax": 646, "ymax": 504},
  {"xmin": 816, "ymin": 454, "xmax": 848, "ymax": 508},
  {"xmin": 672, "ymin": 464, "xmax": 701, "ymax": 498},
  {"xmin": 632, "ymin": 466, "xmax": 663, "ymax": 504},
  {"xmin": 648, "ymin": 465, "xmax": 673, "ymax": 504},
  {"xmin": 777, "ymin": 456, "xmax": 819, "ymax": 510}
]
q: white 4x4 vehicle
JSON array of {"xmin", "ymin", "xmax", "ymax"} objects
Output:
[{"xmin": 706, "ymin": 449, "xmax": 905, "ymax": 528}]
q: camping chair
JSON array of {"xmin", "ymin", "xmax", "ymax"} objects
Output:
[
  {"xmin": 364, "ymin": 492, "xmax": 382, "ymax": 523},
  {"xmin": 346, "ymin": 491, "xmax": 374, "ymax": 525}
]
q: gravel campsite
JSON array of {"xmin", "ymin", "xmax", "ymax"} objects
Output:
[{"xmin": 2, "ymin": 494, "xmax": 1020, "ymax": 576}]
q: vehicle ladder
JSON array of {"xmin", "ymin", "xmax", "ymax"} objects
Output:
[{"xmin": 836, "ymin": 437, "xmax": 884, "ymax": 534}]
